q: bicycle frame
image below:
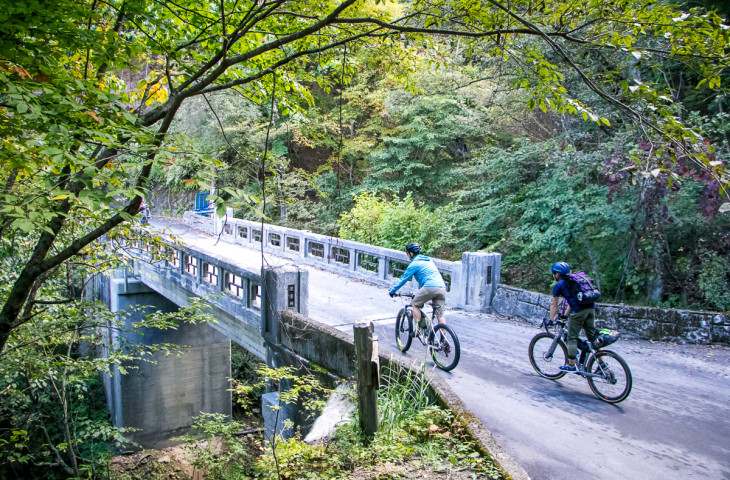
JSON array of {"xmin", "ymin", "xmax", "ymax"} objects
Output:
[
  {"xmin": 401, "ymin": 298, "xmax": 438, "ymax": 345},
  {"xmin": 542, "ymin": 319, "xmax": 606, "ymax": 379},
  {"xmin": 393, "ymin": 292, "xmax": 461, "ymax": 371},
  {"xmin": 530, "ymin": 317, "xmax": 631, "ymax": 403}
]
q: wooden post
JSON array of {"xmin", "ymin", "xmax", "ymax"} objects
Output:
[{"xmin": 354, "ymin": 321, "xmax": 379, "ymax": 441}]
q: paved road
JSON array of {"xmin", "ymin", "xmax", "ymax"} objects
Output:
[
  {"xmin": 152, "ymin": 218, "xmax": 730, "ymax": 480},
  {"xmin": 375, "ymin": 312, "xmax": 730, "ymax": 480}
]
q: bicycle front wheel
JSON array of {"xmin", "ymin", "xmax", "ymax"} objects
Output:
[
  {"xmin": 528, "ymin": 333, "xmax": 568, "ymax": 379},
  {"xmin": 586, "ymin": 350, "xmax": 632, "ymax": 403},
  {"xmin": 430, "ymin": 324, "xmax": 460, "ymax": 372},
  {"xmin": 395, "ymin": 308, "xmax": 413, "ymax": 353}
]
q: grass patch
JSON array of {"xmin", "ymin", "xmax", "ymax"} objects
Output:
[{"xmin": 254, "ymin": 362, "xmax": 505, "ymax": 479}]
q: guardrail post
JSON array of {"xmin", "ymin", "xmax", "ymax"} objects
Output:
[
  {"xmin": 354, "ymin": 320, "xmax": 379, "ymax": 442},
  {"xmin": 460, "ymin": 252, "xmax": 501, "ymax": 312},
  {"xmin": 261, "ymin": 266, "xmax": 309, "ymax": 345}
]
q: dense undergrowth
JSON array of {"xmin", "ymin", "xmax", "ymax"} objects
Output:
[{"xmin": 111, "ymin": 363, "xmax": 503, "ymax": 480}]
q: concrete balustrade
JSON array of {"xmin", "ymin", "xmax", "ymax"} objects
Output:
[
  {"xmin": 180, "ymin": 210, "xmax": 726, "ymax": 342},
  {"xmin": 123, "ymin": 236, "xmax": 309, "ymax": 356},
  {"xmin": 183, "ymin": 210, "xmax": 502, "ymax": 312}
]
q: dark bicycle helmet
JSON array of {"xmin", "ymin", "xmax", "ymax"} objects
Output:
[
  {"xmin": 550, "ymin": 262, "xmax": 570, "ymax": 275},
  {"xmin": 405, "ymin": 242, "xmax": 422, "ymax": 255}
]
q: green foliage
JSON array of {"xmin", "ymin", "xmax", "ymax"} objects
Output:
[
  {"xmin": 337, "ymin": 191, "xmax": 387, "ymax": 245},
  {"xmin": 0, "ymin": 231, "xmax": 219, "ymax": 478},
  {"xmin": 378, "ymin": 362, "xmax": 433, "ymax": 440},
  {"xmin": 175, "ymin": 413, "xmax": 255, "ymax": 480},
  {"xmin": 253, "ymin": 362, "xmax": 504, "ymax": 479},
  {"xmin": 254, "ymin": 437, "xmax": 345, "ymax": 479},
  {"xmin": 697, "ymin": 249, "xmax": 730, "ymax": 312},
  {"xmin": 364, "ymin": 94, "xmax": 487, "ymax": 203},
  {"xmin": 0, "ymin": 300, "xmax": 137, "ymax": 478},
  {"xmin": 230, "ymin": 344, "xmax": 265, "ymax": 414},
  {"xmin": 254, "ymin": 365, "xmax": 331, "ymax": 420},
  {"xmin": 339, "ymin": 191, "xmax": 454, "ymax": 255}
]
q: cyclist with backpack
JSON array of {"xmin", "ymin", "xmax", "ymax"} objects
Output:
[
  {"xmin": 549, "ymin": 262, "xmax": 600, "ymax": 372},
  {"xmin": 389, "ymin": 242, "xmax": 448, "ymax": 328}
]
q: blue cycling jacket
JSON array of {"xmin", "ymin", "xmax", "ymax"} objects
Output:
[{"xmin": 389, "ymin": 254, "xmax": 446, "ymax": 294}]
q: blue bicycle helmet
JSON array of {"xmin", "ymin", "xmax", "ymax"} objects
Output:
[
  {"xmin": 405, "ymin": 242, "xmax": 422, "ymax": 255},
  {"xmin": 550, "ymin": 262, "xmax": 570, "ymax": 275}
]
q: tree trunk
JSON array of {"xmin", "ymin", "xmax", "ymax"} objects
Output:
[
  {"xmin": 583, "ymin": 237, "xmax": 601, "ymax": 291},
  {"xmin": 647, "ymin": 248, "xmax": 663, "ymax": 305}
]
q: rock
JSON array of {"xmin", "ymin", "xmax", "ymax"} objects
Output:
[{"xmin": 304, "ymin": 383, "xmax": 354, "ymax": 445}]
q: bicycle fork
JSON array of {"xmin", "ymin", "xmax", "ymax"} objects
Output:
[{"xmin": 545, "ymin": 334, "xmax": 561, "ymax": 359}]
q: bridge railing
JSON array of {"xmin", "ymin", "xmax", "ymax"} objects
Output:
[
  {"xmin": 119, "ymin": 234, "xmax": 308, "ymax": 353},
  {"xmin": 183, "ymin": 210, "xmax": 501, "ymax": 312}
]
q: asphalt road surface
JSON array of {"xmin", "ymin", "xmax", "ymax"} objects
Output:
[
  {"xmin": 371, "ymin": 311, "xmax": 730, "ymax": 480},
  {"xmin": 152, "ymin": 218, "xmax": 730, "ymax": 480}
]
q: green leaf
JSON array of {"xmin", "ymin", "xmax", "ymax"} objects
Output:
[{"xmin": 216, "ymin": 204, "xmax": 226, "ymax": 218}]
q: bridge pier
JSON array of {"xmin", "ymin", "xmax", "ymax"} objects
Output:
[
  {"xmin": 259, "ymin": 265, "xmax": 319, "ymax": 441},
  {"xmin": 94, "ymin": 251, "xmax": 314, "ymax": 447},
  {"xmin": 92, "ymin": 271, "xmax": 231, "ymax": 448}
]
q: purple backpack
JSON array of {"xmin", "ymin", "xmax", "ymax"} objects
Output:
[{"xmin": 566, "ymin": 272, "xmax": 601, "ymax": 306}]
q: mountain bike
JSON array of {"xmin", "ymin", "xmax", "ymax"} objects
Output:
[
  {"xmin": 393, "ymin": 293, "xmax": 461, "ymax": 372},
  {"xmin": 528, "ymin": 317, "xmax": 632, "ymax": 403}
]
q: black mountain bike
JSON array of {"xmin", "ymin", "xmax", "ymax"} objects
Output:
[
  {"xmin": 528, "ymin": 317, "xmax": 632, "ymax": 403},
  {"xmin": 393, "ymin": 293, "xmax": 461, "ymax": 372}
]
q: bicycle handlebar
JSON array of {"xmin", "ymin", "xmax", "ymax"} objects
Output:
[
  {"xmin": 542, "ymin": 317, "xmax": 567, "ymax": 328},
  {"xmin": 393, "ymin": 293, "xmax": 415, "ymax": 298}
]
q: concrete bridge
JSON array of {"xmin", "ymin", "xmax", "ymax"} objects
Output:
[
  {"xmin": 90, "ymin": 212, "xmax": 501, "ymax": 444},
  {"xmin": 89, "ymin": 212, "xmax": 730, "ymax": 480}
]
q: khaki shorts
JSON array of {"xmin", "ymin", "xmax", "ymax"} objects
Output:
[{"xmin": 412, "ymin": 287, "xmax": 447, "ymax": 317}]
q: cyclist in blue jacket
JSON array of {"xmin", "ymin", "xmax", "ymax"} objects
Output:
[{"xmin": 389, "ymin": 242, "xmax": 447, "ymax": 327}]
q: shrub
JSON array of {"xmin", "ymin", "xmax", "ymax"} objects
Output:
[{"xmin": 339, "ymin": 191, "xmax": 452, "ymax": 254}]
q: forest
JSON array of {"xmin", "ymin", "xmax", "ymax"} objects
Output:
[
  {"xmin": 157, "ymin": 1, "xmax": 730, "ymax": 312},
  {"xmin": 0, "ymin": 0, "xmax": 728, "ymax": 478}
]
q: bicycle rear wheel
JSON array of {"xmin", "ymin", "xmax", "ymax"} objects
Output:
[
  {"xmin": 395, "ymin": 308, "xmax": 413, "ymax": 353},
  {"xmin": 528, "ymin": 333, "xmax": 568, "ymax": 379},
  {"xmin": 586, "ymin": 350, "xmax": 632, "ymax": 403},
  {"xmin": 430, "ymin": 324, "xmax": 460, "ymax": 372}
]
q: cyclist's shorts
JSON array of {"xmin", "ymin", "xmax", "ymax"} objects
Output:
[{"xmin": 413, "ymin": 287, "xmax": 447, "ymax": 317}]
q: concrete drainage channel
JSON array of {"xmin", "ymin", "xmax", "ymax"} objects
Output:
[{"xmin": 272, "ymin": 311, "xmax": 530, "ymax": 480}]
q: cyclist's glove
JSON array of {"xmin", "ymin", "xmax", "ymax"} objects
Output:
[{"xmin": 389, "ymin": 292, "xmax": 395, "ymax": 298}]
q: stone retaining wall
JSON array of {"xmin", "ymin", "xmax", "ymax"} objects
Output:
[{"xmin": 492, "ymin": 284, "xmax": 729, "ymax": 344}]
